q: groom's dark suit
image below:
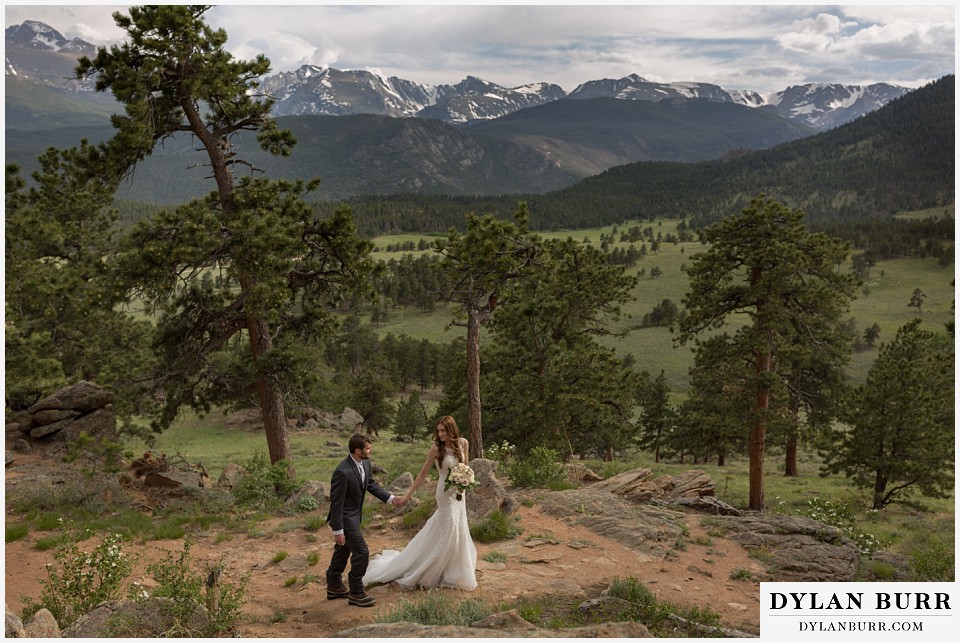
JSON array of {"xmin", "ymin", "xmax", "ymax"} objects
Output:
[{"xmin": 326, "ymin": 455, "xmax": 392, "ymax": 595}]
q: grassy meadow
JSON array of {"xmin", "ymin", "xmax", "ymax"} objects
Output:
[{"xmin": 369, "ymin": 215, "xmax": 955, "ymax": 393}]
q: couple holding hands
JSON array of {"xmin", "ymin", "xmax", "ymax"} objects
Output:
[{"xmin": 325, "ymin": 416, "xmax": 478, "ymax": 607}]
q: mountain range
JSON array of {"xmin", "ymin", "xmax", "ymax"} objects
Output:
[
  {"xmin": 7, "ymin": 19, "xmax": 909, "ymax": 131},
  {"xmin": 3, "ymin": 20, "xmax": 931, "ymax": 205}
]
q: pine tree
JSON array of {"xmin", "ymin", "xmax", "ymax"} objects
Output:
[
  {"xmin": 5, "ymin": 147, "xmax": 154, "ymax": 415},
  {"xmin": 435, "ymin": 203, "xmax": 539, "ymax": 457},
  {"xmin": 677, "ymin": 195, "xmax": 855, "ymax": 510},
  {"xmin": 76, "ymin": 6, "xmax": 373, "ymax": 470},
  {"xmin": 822, "ymin": 320, "xmax": 954, "ymax": 509},
  {"xmin": 480, "ymin": 236, "xmax": 639, "ymax": 460}
]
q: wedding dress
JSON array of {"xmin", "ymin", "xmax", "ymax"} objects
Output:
[{"xmin": 363, "ymin": 447, "xmax": 478, "ymax": 590}]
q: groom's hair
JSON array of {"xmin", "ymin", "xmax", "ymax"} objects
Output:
[{"xmin": 348, "ymin": 433, "xmax": 369, "ymax": 454}]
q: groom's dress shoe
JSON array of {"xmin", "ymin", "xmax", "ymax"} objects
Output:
[
  {"xmin": 326, "ymin": 582, "xmax": 349, "ymax": 600},
  {"xmin": 348, "ymin": 592, "xmax": 376, "ymax": 607}
]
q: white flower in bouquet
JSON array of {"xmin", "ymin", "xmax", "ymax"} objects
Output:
[{"xmin": 445, "ymin": 462, "xmax": 478, "ymax": 500}]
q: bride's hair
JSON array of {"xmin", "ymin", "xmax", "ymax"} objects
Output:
[{"xmin": 435, "ymin": 415, "xmax": 465, "ymax": 466}]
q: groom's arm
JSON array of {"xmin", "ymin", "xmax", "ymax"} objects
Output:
[
  {"xmin": 328, "ymin": 467, "xmax": 347, "ymax": 535},
  {"xmin": 366, "ymin": 470, "xmax": 395, "ymax": 505}
]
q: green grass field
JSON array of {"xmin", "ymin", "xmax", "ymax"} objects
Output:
[{"xmin": 368, "ymin": 217, "xmax": 954, "ymax": 393}]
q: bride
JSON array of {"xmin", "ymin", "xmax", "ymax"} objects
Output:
[{"xmin": 362, "ymin": 415, "xmax": 478, "ymax": 590}]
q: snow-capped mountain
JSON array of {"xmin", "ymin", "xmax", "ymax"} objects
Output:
[
  {"xmin": 567, "ymin": 73, "xmax": 762, "ymax": 105},
  {"xmin": 4, "ymin": 20, "xmax": 95, "ymax": 54},
  {"xmin": 4, "ymin": 21, "xmax": 96, "ymax": 90},
  {"xmin": 5, "ymin": 20, "xmax": 910, "ymax": 132},
  {"xmin": 764, "ymin": 83, "xmax": 909, "ymax": 130},
  {"xmin": 417, "ymin": 77, "xmax": 566, "ymax": 124},
  {"xmin": 260, "ymin": 67, "xmax": 566, "ymax": 124},
  {"xmin": 260, "ymin": 65, "xmax": 437, "ymax": 117},
  {"xmin": 564, "ymin": 73, "xmax": 907, "ymax": 129}
]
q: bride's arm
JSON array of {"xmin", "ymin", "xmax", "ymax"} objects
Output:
[
  {"xmin": 461, "ymin": 437, "xmax": 470, "ymax": 462},
  {"xmin": 402, "ymin": 444, "xmax": 439, "ymax": 501}
]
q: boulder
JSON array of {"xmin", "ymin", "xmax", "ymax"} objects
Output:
[
  {"xmin": 593, "ymin": 468, "xmax": 715, "ymax": 503},
  {"xmin": 16, "ymin": 382, "xmax": 117, "ymax": 443},
  {"xmin": 564, "ymin": 462, "xmax": 603, "ymax": 483},
  {"xmin": 339, "ymin": 408, "xmax": 365, "ymax": 431},
  {"xmin": 466, "ymin": 458, "xmax": 517, "ymax": 523},
  {"xmin": 286, "ymin": 479, "xmax": 330, "ymax": 510},
  {"xmin": 386, "ymin": 472, "xmax": 414, "ymax": 495},
  {"xmin": 31, "ymin": 409, "xmax": 80, "ymax": 425},
  {"xmin": 28, "ymin": 380, "xmax": 114, "ymax": 414},
  {"xmin": 12, "ymin": 439, "xmax": 32, "ymax": 453},
  {"xmin": 667, "ymin": 495, "xmax": 742, "ymax": 516},
  {"xmin": 62, "ymin": 598, "xmax": 211, "ymax": 638},
  {"xmin": 216, "ymin": 463, "xmax": 246, "ymax": 490},
  {"xmin": 29, "ymin": 417, "xmax": 75, "ymax": 439},
  {"xmin": 223, "ymin": 409, "xmax": 263, "ymax": 432},
  {"xmin": 5, "ymin": 603, "xmax": 25, "ymax": 638},
  {"xmin": 144, "ymin": 468, "xmax": 211, "ymax": 490},
  {"xmin": 6, "ymin": 410, "xmax": 31, "ymax": 430},
  {"xmin": 23, "ymin": 608, "xmax": 60, "ymax": 638},
  {"xmin": 59, "ymin": 407, "xmax": 117, "ymax": 442}
]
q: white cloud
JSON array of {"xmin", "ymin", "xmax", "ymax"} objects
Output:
[
  {"xmin": 233, "ymin": 31, "xmax": 339, "ymax": 71},
  {"xmin": 65, "ymin": 22, "xmax": 108, "ymax": 43},
  {"xmin": 776, "ymin": 13, "xmax": 858, "ymax": 54}
]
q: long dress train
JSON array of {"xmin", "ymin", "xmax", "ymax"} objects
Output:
[{"xmin": 363, "ymin": 449, "xmax": 478, "ymax": 590}]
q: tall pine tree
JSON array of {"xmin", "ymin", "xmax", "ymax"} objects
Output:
[
  {"xmin": 76, "ymin": 6, "xmax": 373, "ymax": 469},
  {"xmin": 677, "ymin": 195, "xmax": 855, "ymax": 510}
]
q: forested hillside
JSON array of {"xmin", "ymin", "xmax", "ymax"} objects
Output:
[{"xmin": 329, "ymin": 75, "xmax": 954, "ymax": 235}]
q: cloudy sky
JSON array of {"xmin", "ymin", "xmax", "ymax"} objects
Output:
[{"xmin": 4, "ymin": 3, "xmax": 955, "ymax": 95}]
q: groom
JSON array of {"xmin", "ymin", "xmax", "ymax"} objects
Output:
[{"xmin": 326, "ymin": 433, "xmax": 404, "ymax": 607}]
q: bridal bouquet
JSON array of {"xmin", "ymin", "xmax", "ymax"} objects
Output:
[{"xmin": 445, "ymin": 462, "xmax": 479, "ymax": 501}]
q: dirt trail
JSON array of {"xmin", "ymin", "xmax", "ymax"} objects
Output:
[{"xmin": 5, "ymin": 455, "xmax": 761, "ymax": 637}]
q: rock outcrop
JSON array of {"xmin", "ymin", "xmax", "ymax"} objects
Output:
[
  {"xmin": 703, "ymin": 514, "xmax": 861, "ymax": 581},
  {"xmin": 593, "ymin": 468, "xmax": 716, "ymax": 502},
  {"xmin": 121, "ymin": 452, "xmax": 211, "ymax": 492},
  {"xmin": 6, "ymin": 381, "xmax": 116, "ymax": 445},
  {"xmin": 537, "ymin": 487, "xmax": 686, "ymax": 556}
]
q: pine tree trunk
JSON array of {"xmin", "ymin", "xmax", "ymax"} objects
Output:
[
  {"xmin": 785, "ymin": 435, "xmax": 798, "ymax": 477},
  {"xmin": 873, "ymin": 474, "xmax": 888, "ymax": 510},
  {"xmin": 244, "ymin": 286, "xmax": 293, "ymax": 473},
  {"xmin": 466, "ymin": 312, "xmax": 483, "ymax": 459},
  {"xmin": 749, "ymin": 348, "xmax": 769, "ymax": 511}
]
